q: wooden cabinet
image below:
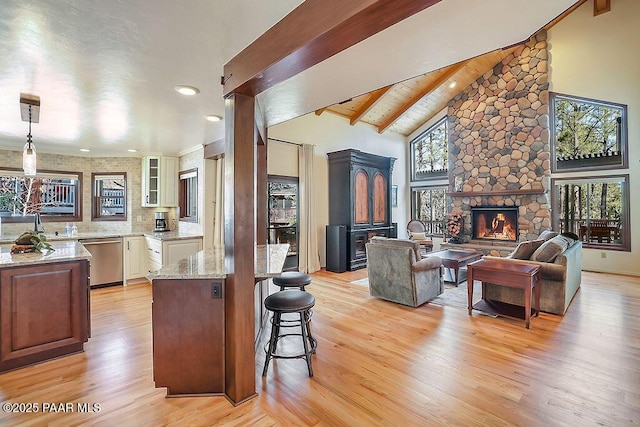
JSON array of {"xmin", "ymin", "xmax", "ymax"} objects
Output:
[
  {"xmin": 123, "ymin": 236, "xmax": 146, "ymax": 284},
  {"xmin": 0, "ymin": 260, "xmax": 90, "ymax": 373},
  {"xmin": 152, "ymin": 279, "xmax": 224, "ymax": 396},
  {"xmin": 327, "ymin": 149, "xmax": 396, "ymax": 271},
  {"xmin": 145, "ymin": 236, "xmax": 203, "ymax": 274},
  {"xmin": 142, "ymin": 156, "xmax": 178, "ymax": 207}
]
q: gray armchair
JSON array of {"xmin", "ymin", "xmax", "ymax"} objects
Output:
[{"xmin": 366, "ymin": 237, "xmax": 443, "ymax": 307}]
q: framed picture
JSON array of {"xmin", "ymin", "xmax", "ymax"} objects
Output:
[{"xmin": 391, "ymin": 185, "xmax": 398, "ymax": 207}]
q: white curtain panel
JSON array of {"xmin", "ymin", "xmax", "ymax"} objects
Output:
[
  {"xmin": 213, "ymin": 158, "xmax": 225, "ymax": 247},
  {"xmin": 298, "ymin": 144, "xmax": 320, "ymax": 273}
]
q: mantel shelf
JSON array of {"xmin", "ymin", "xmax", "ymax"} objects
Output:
[{"xmin": 447, "ymin": 189, "xmax": 545, "ymax": 197}]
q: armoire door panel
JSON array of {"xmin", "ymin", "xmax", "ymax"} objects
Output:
[{"xmin": 354, "ymin": 169, "xmax": 369, "ymax": 224}]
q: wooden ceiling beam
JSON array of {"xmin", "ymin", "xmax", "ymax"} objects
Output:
[
  {"xmin": 594, "ymin": 0, "xmax": 611, "ymax": 16},
  {"xmin": 222, "ymin": 0, "xmax": 442, "ymax": 97},
  {"xmin": 315, "ymin": 107, "xmax": 327, "ymax": 116},
  {"xmin": 349, "ymin": 85, "xmax": 394, "ymax": 125},
  {"xmin": 377, "ymin": 61, "xmax": 467, "ymax": 134},
  {"xmin": 544, "ymin": 0, "xmax": 588, "ymax": 30}
]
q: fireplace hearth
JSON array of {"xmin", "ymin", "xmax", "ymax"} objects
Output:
[{"xmin": 471, "ymin": 207, "xmax": 518, "ymax": 242}]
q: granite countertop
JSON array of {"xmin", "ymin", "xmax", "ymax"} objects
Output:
[
  {"xmin": 148, "ymin": 244, "xmax": 290, "ymax": 280},
  {"xmin": 142, "ymin": 231, "xmax": 203, "ymax": 241},
  {"xmin": 0, "ymin": 241, "xmax": 92, "ymax": 267},
  {"xmin": 0, "ymin": 230, "xmax": 202, "ymax": 244}
]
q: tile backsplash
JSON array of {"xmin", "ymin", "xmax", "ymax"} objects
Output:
[{"xmin": 0, "ymin": 149, "xmax": 175, "ymax": 238}]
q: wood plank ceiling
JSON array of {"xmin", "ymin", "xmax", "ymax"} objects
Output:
[
  {"xmin": 317, "ymin": 47, "xmax": 517, "ymax": 136},
  {"xmin": 316, "ymin": 0, "xmax": 607, "ymax": 138}
]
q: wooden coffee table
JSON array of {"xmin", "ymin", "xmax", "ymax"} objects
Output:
[
  {"xmin": 429, "ymin": 249, "xmax": 482, "ymax": 284},
  {"xmin": 467, "ymin": 258, "xmax": 541, "ymax": 329}
]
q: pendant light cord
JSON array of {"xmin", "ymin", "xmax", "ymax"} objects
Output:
[{"xmin": 27, "ymin": 106, "xmax": 33, "ymax": 148}]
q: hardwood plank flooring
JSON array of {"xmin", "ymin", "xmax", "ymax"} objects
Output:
[{"xmin": 0, "ymin": 269, "xmax": 638, "ymax": 426}]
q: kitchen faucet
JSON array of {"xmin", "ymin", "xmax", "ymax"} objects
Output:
[{"xmin": 34, "ymin": 213, "xmax": 44, "ymax": 234}]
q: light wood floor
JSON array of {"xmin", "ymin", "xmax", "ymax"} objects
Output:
[{"xmin": 0, "ymin": 269, "xmax": 638, "ymax": 426}]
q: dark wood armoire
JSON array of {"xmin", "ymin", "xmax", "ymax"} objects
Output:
[{"xmin": 326, "ymin": 149, "xmax": 396, "ymax": 271}]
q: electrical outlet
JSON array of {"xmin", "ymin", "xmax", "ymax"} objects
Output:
[
  {"xmin": 137, "ymin": 215, "xmax": 142, "ymax": 222},
  {"xmin": 212, "ymin": 283, "xmax": 222, "ymax": 299},
  {"xmin": 601, "ymin": 252, "xmax": 607, "ymax": 259}
]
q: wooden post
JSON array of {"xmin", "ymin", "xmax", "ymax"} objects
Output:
[{"xmin": 224, "ymin": 93, "xmax": 257, "ymax": 405}]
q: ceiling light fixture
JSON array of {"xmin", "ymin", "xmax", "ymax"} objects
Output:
[
  {"xmin": 20, "ymin": 94, "xmax": 40, "ymax": 176},
  {"xmin": 448, "ymin": 81, "xmax": 457, "ymax": 88},
  {"xmin": 127, "ymin": 149, "xmax": 138, "ymax": 153},
  {"xmin": 80, "ymin": 148, "xmax": 91, "ymax": 152},
  {"xmin": 205, "ymin": 114, "xmax": 223, "ymax": 122},
  {"xmin": 174, "ymin": 85, "xmax": 200, "ymax": 96}
]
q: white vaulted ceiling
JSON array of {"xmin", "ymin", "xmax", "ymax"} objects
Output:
[{"xmin": 0, "ymin": 0, "xmax": 579, "ymax": 157}]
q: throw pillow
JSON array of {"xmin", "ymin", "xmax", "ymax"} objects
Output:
[
  {"xmin": 538, "ymin": 230, "xmax": 559, "ymax": 241},
  {"xmin": 410, "ymin": 232, "xmax": 427, "ymax": 241},
  {"xmin": 560, "ymin": 231, "xmax": 579, "ymax": 241},
  {"xmin": 509, "ymin": 239, "xmax": 545, "ymax": 260},
  {"xmin": 530, "ymin": 235, "xmax": 572, "ymax": 262}
]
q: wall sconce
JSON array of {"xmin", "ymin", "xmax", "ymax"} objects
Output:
[{"xmin": 20, "ymin": 94, "xmax": 40, "ymax": 176}]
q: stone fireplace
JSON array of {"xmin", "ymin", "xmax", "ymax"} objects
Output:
[
  {"xmin": 471, "ymin": 207, "xmax": 518, "ymax": 242},
  {"xmin": 446, "ymin": 30, "xmax": 552, "ymax": 251}
]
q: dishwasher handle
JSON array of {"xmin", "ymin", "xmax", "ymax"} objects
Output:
[{"xmin": 80, "ymin": 239, "xmax": 122, "ymax": 245}]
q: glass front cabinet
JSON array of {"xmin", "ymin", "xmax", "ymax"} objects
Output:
[{"xmin": 267, "ymin": 176, "xmax": 299, "ymax": 271}]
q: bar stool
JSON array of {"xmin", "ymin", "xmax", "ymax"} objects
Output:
[
  {"xmin": 262, "ymin": 290, "xmax": 316, "ymax": 377},
  {"xmin": 272, "ymin": 271, "xmax": 316, "ymax": 352},
  {"xmin": 273, "ymin": 271, "xmax": 312, "ymax": 291}
]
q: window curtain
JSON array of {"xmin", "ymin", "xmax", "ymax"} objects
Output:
[
  {"xmin": 298, "ymin": 144, "xmax": 320, "ymax": 273},
  {"xmin": 213, "ymin": 158, "xmax": 224, "ymax": 246}
]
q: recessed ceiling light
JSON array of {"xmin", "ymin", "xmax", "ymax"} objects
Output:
[
  {"xmin": 448, "ymin": 81, "xmax": 457, "ymax": 88},
  {"xmin": 80, "ymin": 148, "xmax": 90, "ymax": 152},
  {"xmin": 174, "ymin": 85, "xmax": 200, "ymax": 96},
  {"xmin": 205, "ymin": 114, "xmax": 223, "ymax": 122},
  {"xmin": 128, "ymin": 149, "xmax": 138, "ymax": 153}
]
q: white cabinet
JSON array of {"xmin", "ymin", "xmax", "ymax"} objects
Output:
[
  {"xmin": 142, "ymin": 156, "xmax": 178, "ymax": 207},
  {"xmin": 145, "ymin": 236, "xmax": 203, "ymax": 274},
  {"xmin": 164, "ymin": 238, "xmax": 202, "ymax": 265},
  {"xmin": 160, "ymin": 156, "xmax": 179, "ymax": 207},
  {"xmin": 123, "ymin": 236, "xmax": 147, "ymax": 284}
]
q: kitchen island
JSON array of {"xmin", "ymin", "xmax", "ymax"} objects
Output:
[
  {"xmin": 0, "ymin": 241, "xmax": 91, "ymax": 373},
  {"xmin": 148, "ymin": 244, "xmax": 289, "ymax": 398}
]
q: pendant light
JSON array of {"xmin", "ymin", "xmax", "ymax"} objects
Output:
[{"xmin": 20, "ymin": 94, "xmax": 40, "ymax": 176}]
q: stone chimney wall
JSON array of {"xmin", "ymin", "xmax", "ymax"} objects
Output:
[{"xmin": 447, "ymin": 30, "xmax": 551, "ymax": 243}]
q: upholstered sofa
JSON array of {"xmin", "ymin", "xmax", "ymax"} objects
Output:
[
  {"xmin": 365, "ymin": 237, "xmax": 443, "ymax": 307},
  {"xmin": 482, "ymin": 233, "xmax": 582, "ymax": 315}
]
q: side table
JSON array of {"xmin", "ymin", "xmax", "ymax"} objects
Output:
[{"xmin": 467, "ymin": 258, "xmax": 541, "ymax": 329}]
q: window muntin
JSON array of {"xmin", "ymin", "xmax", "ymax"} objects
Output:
[
  {"xmin": 410, "ymin": 117, "xmax": 448, "ymax": 181},
  {"xmin": 0, "ymin": 169, "xmax": 82, "ymax": 222},
  {"xmin": 179, "ymin": 169, "xmax": 198, "ymax": 222},
  {"xmin": 92, "ymin": 173, "xmax": 126, "ymax": 221},
  {"xmin": 410, "ymin": 186, "xmax": 447, "ymax": 236},
  {"xmin": 552, "ymin": 175, "xmax": 630, "ymax": 251},
  {"xmin": 550, "ymin": 92, "xmax": 628, "ymax": 172}
]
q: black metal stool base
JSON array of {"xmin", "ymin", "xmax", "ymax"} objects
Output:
[{"xmin": 262, "ymin": 290, "xmax": 316, "ymax": 377}]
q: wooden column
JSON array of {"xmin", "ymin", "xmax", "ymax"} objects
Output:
[
  {"xmin": 224, "ymin": 93, "xmax": 257, "ymax": 405},
  {"xmin": 256, "ymin": 141, "xmax": 267, "ymax": 245},
  {"xmin": 256, "ymin": 105, "xmax": 268, "ymax": 245}
]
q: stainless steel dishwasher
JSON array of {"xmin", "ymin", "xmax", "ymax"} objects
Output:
[{"xmin": 80, "ymin": 238, "xmax": 123, "ymax": 288}]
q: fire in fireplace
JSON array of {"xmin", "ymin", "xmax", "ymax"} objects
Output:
[{"xmin": 471, "ymin": 207, "xmax": 518, "ymax": 242}]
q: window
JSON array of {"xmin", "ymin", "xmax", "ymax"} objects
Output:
[
  {"xmin": 0, "ymin": 169, "xmax": 82, "ymax": 222},
  {"xmin": 550, "ymin": 92, "xmax": 628, "ymax": 172},
  {"xmin": 179, "ymin": 169, "xmax": 198, "ymax": 222},
  {"xmin": 411, "ymin": 186, "xmax": 447, "ymax": 236},
  {"xmin": 552, "ymin": 175, "xmax": 630, "ymax": 251},
  {"xmin": 410, "ymin": 117, "xmax": 448, "ymax": 181},
  {"xmin": 92, "ymin": 173, "xmax": 126, "ymax": 221}
]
